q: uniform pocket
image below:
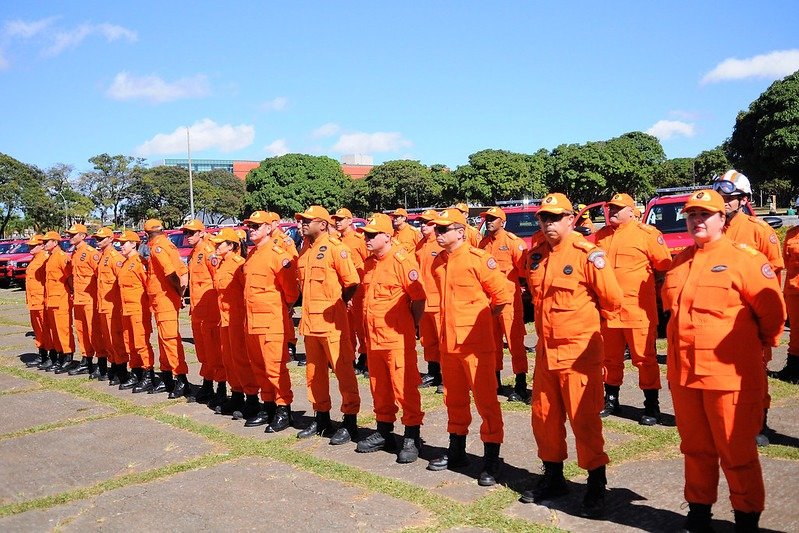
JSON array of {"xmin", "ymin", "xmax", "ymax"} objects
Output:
[{"xmin": 550, "ymin": 276, "xmax": 579, "ymax": 310}]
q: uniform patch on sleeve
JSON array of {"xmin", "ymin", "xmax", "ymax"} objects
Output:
[
  {"xmin": 588, "ymin": 250, "xmax": 606, "ymax": 269},
  {"xmin": 657, "ymin": 235, "xmax": 665, "ymax": 245},
  {"xmin": 408, "ymin": 269, "xmax": 419, "ymax": 281},
  {"xmin": 116, "ymin": 261, "xmax": 124, "ymax": 267},
  {"xmin": 340, "ymin": 250, "xmax": 348, "ymax": 259},
  {"xmin": 210, "ymin": 257, "xmax": 219, "ymax": 267},
  {"xmin": 518, "ymin": 244, "xmax": 525, "ymax": 251},
  {"xmin": 93, "ymin": 254, "xmax": 100, "ymax": 261},
  {"xmin": 487, "ymin": 257, "xmax": 497, "ymax": 269},
  {"xmin": 770, "ymin": 234, "xmax": 778, "ymax": 245},
  {"xmin": 155, "ymin": 246, "xmax": 162, "ymax": 253},
  {"xmin": 282, "ymin": 258, "xmax": 291, "ymax": 268},
  {"xmin": 762, "ymin": 263, "xmax": 775, "ymax": 279}
]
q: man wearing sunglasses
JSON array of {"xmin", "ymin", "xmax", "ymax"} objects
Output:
[
  {"xmin": 520, "ymin": 193, "xmax": 622, "ymax": 519},
  {"xmin": 426, "ymin": 208, "xmax": 511, "ymax": 488}
]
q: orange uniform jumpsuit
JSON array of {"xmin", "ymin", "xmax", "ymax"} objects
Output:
[
  {"xmin": 44, "ymin": 247, "xmax": 75, "ymax": 354},
  {"xmin": 71, "ymin": 241, "xmax": 101, "ymax": 359},
  {"xmin": 782, "ymin": 226, "xmax": 799, "ymax": 356},
  {"xmin": 526, "ymin": 232, "xmax": 623, "ymax": 471},
  {"xmin": 243, "ymin": 243, "xmax": 299, "ymax": 405},
  {"xmin": 297, "ymin": 234, "xmax": 361, "ymax": 415},
  {"xmin": 26, "ymin": 249, "xmax": 52, "ymax": 352},
  {"xmin": 433, "ymin": 245, "xmax": 512, "ymax": 443},
  {"xmin": 188, "ymin": 237, "xmax": 224, "ymax": 382},
  {"xmin": 416, "ymin": 233, "xmax": 443, "ymax": 364},
  {"xmin": 96, "ymin": 247, "xmax": 127, "ymax": 365},
  {"xmin": 273, "ymin": 228, "xmax": 300, "ymax": 347},
  {"xmin": 394, "ymin": 224, "xmax": 422, "ymax": 252},
  {"xmin": 479, "ymin": 228, "xmax": 529, "ymax": 374},
  {"xmin": 146, "ymin": 234, "xmax": 189, "ymax": 375},
  {"xmin": 362, "ymin": 245, "xmax": 426, "ymax": 427},
  {"xmin": 118, "ymin": 252, "xmax": 155, "ymax": 369},
  {"xmin": 214, "ymin": 253, "xmax": 257, "ymax": 396},
  {"xmin": 341, "ymin": 229, "xmax": 369, "ymax": 355},
  {"xmin": 662, "ymin": 237, "xmax": 785, "ymax": 513},
  {"xmin": 594, "ymin": 220, "xmax": 672, "ymax": 389}
]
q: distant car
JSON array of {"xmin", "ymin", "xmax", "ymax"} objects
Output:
[{"xmin": 3, "ymin": 237, "xmax": 96, "ymax": 288}]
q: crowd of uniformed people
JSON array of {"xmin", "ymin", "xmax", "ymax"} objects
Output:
[{"xmin": 21, "ymin": 169, "xmax": 798, "ymax": 531}]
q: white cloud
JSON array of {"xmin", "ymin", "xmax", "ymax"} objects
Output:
[
  {"xmin": 645, "ymin": 120, "xmax": 696, "ymax": 141},
  {"xmin": 134, "ymin": 119, "xmax": 255, "ymax": 157},
  {"xmin": 106, "ymin": 72, "xmax": 210, "ymax": 103},
  {"xmin": 259, "ymin": 96, "xmax": 288, "ymax": 112},
  {"xmin": 332, "ymin": 131, "xmax": 412, "ymax": 153},
  {"xmin": 3, "ymin": 17, "xmax": 58, "ymax": 38},
  {"xmin": 44, "ymin": 22, "xmax": 137, "ymax": 57},
  {"xmin": 265, "ymin": 139, "xmax": 290, "ymax": 156},
  {"xmin": 311, "ymin": 122, "xmax": 341, "ymax": 138},
  {"xmin": 702, "ymin": 49, "xmax": 799, "ymax": 84}
]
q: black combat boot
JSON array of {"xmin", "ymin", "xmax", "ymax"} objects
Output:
[
  {"xmin": 28, "ymin": 348, "xmax": 48, "ymax": 367},
  {"xmin": 133, "ymin": 368, "xmax": 155, "ymax": 393},
  {"xmin": 150, "ymin": 371, "xmax": 173, "ymax": 394},
  {"xmin": 419, "ymin": 362, "xmax": 441, "ymax": 388},
  {"xmin": 193, "ymin": 379, "xmax": 214, "ymax": 404},
  {"xmin": 39, "ymin": 349, "xmax": 58, "ymax": 371},
  {"xmin": 579, "ymin": 465, "xmax": 607, "ymax": 519},
  {"xmin": 265, "ymin": 404, "xmax": 292, "ymax": 432},
  {"xmin": 520, "ymin": 461, "xmax": 569, "ymax": 503},
  {"xmin": 356, "ymin": 421, "xmax": 397, "ymax": 453},
  {"xmin": 48, "ymin": 352, "xmax": 66, "ymax": 372},
  {"xmin": 106, "ymin": 363, "xmax": 118, "ymax": 385},
  {"xmin": 168, "ymin": 374, "xmax": 190, "ymax": 399},
  {"xmin": 239, "ymin": 395, "xmax": 261, "ymax": 420},
  {"xmin": 507, "ymin": 373, "xmax": 529, "ymax": 402},
  {"xmin": 68, "ymin": 356, "xmax": 92, "ymax": 375},
  {"xmin": 217, "ymin": 391, "xmax": 245, "ymax": 415},
  {"xmin": 755, "ymin": 409, "xmax": 772, "ymax": 447},
  {"xmin": 397, "ymin": 425, "xmax": 421, "ymax": 464},
  {"xmin": 599, "ymin": 384, "xmax": 620, "ymax": 417},
  {"xmin": 91, "ymin": 357, "xmax": 108, "ymax": 380},
  {"xmin": 427, "ymin": 433, "xmax": 469, "ymax": 471},
  {"xmin": 245, "ymin": 401, "xmax": 276, "ymax": 427},
  {"xmin": 769, "ymin": 353, "xmax": 799, "ymax": 384},
  {"xmin": 478, "ymin": 442, "xmax": 503, "ymax": 486},
  {"xmin": 640, "ymin": 389, "xmax": 661, "ymax": 426},
  {"xmin": 682, "ymin": 502, "xmax": 713, "ymax": 532},
  {"xmin": 120, "ymin": 367, "xmax": 142, "ymax": 390},
  {"xmin": 733, "ymin": 510, "xmax": 760, "ymax": 532},
  {"xmin": 297, "ymin": 411, "xmax": 333, "ymax": 439},
  {"xmin": 495, "ymin": 371, "xmax": 505, "ymax": 395},
  {"xmin": 112, "ymin": 364, "xmax": 129, "ymax": 386},
  {"xmin": 207, "ymin": 382, "xmax": 227, "ymax": 410},
  {"xmin": 330, "ymin": 414, "xmax": 359, "ymax": 445},
  {"xmin": 354, "ymin": 353, "xmax": 368, "ymax": 377},
  {"xmin": 54, "ymin": 353, "xmax": 77, "ymax": 374}
]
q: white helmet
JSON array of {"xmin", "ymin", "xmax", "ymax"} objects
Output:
[{"xmin": 713, "ymin": 170, "xmax": 752, "ymax": 195}]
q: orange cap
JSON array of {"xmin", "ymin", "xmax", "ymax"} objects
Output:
[
  {"xmin": 359, "ymin": 213, "xmax": 394, "ymax": 234},
  {"xmin": 210, "ymin": 227, "xmax": 240, "ymax": 244},
  {"xmin": 480, "ymin": 206, "xmax": 506, "ymax": 221},
  {"xmin": 331, "ymin": 208, "xmax": 354, "ymax": 219},
  {"xmin": 608, "ymin": 193, "xmax": 635, "ymax": 209},
  {"xmin": 295, "ymin": 205, "xmax": 332, "ymax": 224},
  {"xmin": 26, "ymin": 234, "xmax": 44, "ymax": 246},
  {"xmin": 42, "ymin": 231, "xmax": 62, "ymax": 241},
  {"xmin": 66, "ymin": 223, "xmax": 88, "ymax": 235},
  {"xmin": 144, "ymin": 219, "xmax": 163, "ymax": 231},
  {"xmin": 390, "ymin": 208, "xmax": 409, "ymax": 217},
  {"xmin": 429, "ymin": 208, "xmax": 467, "ymax": 226},
  {"xmin": 682, "ymin": 189, "xmax": 725, "ymax": 214},
  {"xmin": 454, "ymin": 202, "xmax": 469, "ymax": 214},
  {"xmin": 243, "ymin": 211, "xmax": 276, "ymax": 225},
  {"xmin": 182, "ymin": 219, "xmax": 205, "ymax": 232},
  {"xmin": 115, "ymin": 230, "xmax": 141, "ymax": 243},
  {"xmin": 93, "ymin": 227, "xmax": 115, "ymax": 239},
  {"xmin": 417, "ymin": 209, "xmax": 439, "ymax": 221},
  {"xmin": 537, "ymin": 193, "xmax": 573, "ymax": 215}
]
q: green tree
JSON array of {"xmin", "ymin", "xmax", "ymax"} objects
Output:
[
  {"xmin": 245, "ymin": 154, "xmax": 349, "ymax": 217},
  {"xmin": 78, "ymin": 154, "xmax": 146, "ymax": 226},
  {"xmin": 126, "ymin": 165, "xmax": 191, "ymax": 228},
  {"xmin": 0, "ymin": 153, "xmax": 51, "ymax": 235},
  {"xmin": 603, "ymin": 131, "xmax": 665, "ymax": 198},
  {"xmin": 44, "ymin": 163, "xmax": 94, "ymax": 226},
  {"xmin": 653, "ymin": 158, "xmax": 695, "ymax": 189},
  {"xmin": 360, "ymin": 160, "xmax": 440, "ymax": 211},
  {"xmin": 195, "ymin": 169, "xmax": 245, "ymax": 223},
  {"xmin": 545, "ymin": 142, "xmax": 609, "ymax": 203},
  {"xmin": 454, "ymin": 149, "xmax": 537, "ymax": 204},
  {"xmin": 430, "ymin": 164, "xmax": 461, "ymax": 206}
]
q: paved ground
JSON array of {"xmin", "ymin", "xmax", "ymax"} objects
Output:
[{"xmin": 0, "ymin": 287, "xmax": 796, "ymax": 532}]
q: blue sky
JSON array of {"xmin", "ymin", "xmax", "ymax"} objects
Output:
[{"xmin": 2, "ymin": 1, "xmax": 798, "ymax": 174}]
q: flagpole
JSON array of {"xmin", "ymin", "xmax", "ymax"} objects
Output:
[{"xmin": 187, "ymin": 127, "xmax": 195, "ymax": 220}]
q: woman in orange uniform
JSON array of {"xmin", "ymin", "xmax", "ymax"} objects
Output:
[
  {"xmin": 662, "ymin": 189, "xmax": 785, "ymax": 532},
  {"xmin": 25, "ymin": 235, "xmax": 54, "ymax": 368}
]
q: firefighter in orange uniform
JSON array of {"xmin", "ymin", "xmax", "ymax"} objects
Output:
[
  {"xmin": 144, "ymin": 219, "xmax": 190, "ymax": 398},
  {"xmin": 453, "ymin": 202, "xmax": 482, "ymax": 247},
  {"xmin": 575, "ymin": 204, "xmax": 596, "ymax": 234},
  {"xmin": 92, "ymin": 227, "xmax": 126, "ymax": 382},
  {"xmin": 182, "ymin": 219, "xmax": 225, "ymax": 404},
  {"xmin": 42, "ymin": 230, "xmax": 75, "ymax": 372},
  {"xmin": 519, "ymin": 193, "xmax": 622, "ymax": 519},
  {"xmin": 115, "ymin": 231, "xmax": 158, "ymax": 392},
  {"xmin": 661, "ymin": 189, "xmax": 785, "ymax": 532},
  {"xmin": 415, "ymin": 209, "xmax": 444, "ymax": 391},
  {"xmin": 478, "ymin": 206, "xmax": 530, "ymax": 402},
  {"xmin": 25, "ymin": 235, "xmax": 53, "ymax": 369},
  {"xmin": 354, "ymin": 213, "xmax": 426, "ymax": 462},
  {"xmin": 294, "ymin": 206, "xmax": 362, "ymax": 444},
  {"xmin": 594, "ymin": 193, "xmax": 672, "ymax": 424},
  {"xmin": 64, "ymin": 224, "xmax": 100, "ymax": 376},
  {"xmin": 265, "ymin": 212, "xmax": 301, "ymax": 362},
  {"xmin": 426, "ymin": 208, "xmax": 512, "ymax": 487},
  {"xmin": 776, "ymin": 225, "xmax": 799, "ymax": 384},
  {"xmin": 241, "ymin": 211, "xmax": 299, "ymax": 432},
  {"xmin": 390, "ymin": 208, "xmax": 422, "ymax": 251}
]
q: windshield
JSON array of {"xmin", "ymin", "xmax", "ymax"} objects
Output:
[
  {"xmin": 0, "ymin": 242, "xmax": 17, "ymax": 254},
  {"xmin": 504, "ymin": 211, "xmax": 541, "ymax": 237},
  {"xmin": 645, "ymin": 203, "xmax": 687, "ymax": 234},
  {"xmin": 9, "ymin": 243, "xmax": 30, "ymax": 254},
  {"xmin": 168, "ymin": 233, "xmax": 190, "ymax": 248}
]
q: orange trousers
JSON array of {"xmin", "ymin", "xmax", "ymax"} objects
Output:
[
  {"xmin": 531, "ymin": 356, "xmax": 609, "ymax": 471},
  {"xmin": 245, "ymin": 333, "xmax": 293, "ymax": 405},
  {"xmin": 97, "ymin": 312, "xmax": 126, "ymax": 364},
  {"xmin": 191, "ymin": 315, "xmax": 225, "ymax": 382},
  {"xmin": 153, "ymin": 310, "xmax": 188, "ymax": 375},
  {"xmin": 786, "ymin": 293, "xmax": 799, "ymax": 355},
  {"xmin": 29, "ymin": 309, "xmax": 52, "ymax": 351},
  {"xmin": 368, "ymin": 347, "xmax": 424, "ymax": 426},
  {"xmin": 419, "ymin": 310, "xmax": 441, "ymax": 363},
  {"xmin": 441, "ymin": 350, "xmax": 504, "ymax": 443},
  {"xmin": 671, "ymin": 383, "xmax": 765, "ymax": 513},
  {"xmin": 601, "ymin": 324, "xmax": 661, "ymax": 390},
  {"xmin": 493, "ymin": 289, "xmax": 527, "ymax": 373},
  {"xmin": 122, "ymin": 312, "xmax": 155, "ymax": 369},
  {"xmin": 220, "ymin": 324, "xmax": 257, "ymax": 393},
  {"xmin": 304, "ymin": 334, "xmax": 360, "ymax": 414},
  {"xmin": 74, "ymin": 303, "xmax": 99, "ymax": 358},
  {"xmin": 45, "ymin": 306, "xmax": 74, "ymax": 354}
]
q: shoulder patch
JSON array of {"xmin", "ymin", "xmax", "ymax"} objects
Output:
[
  {"xmin": 155, "ymin": 246, "xmax": 162, "ymax": 253},
  {"xmin": 93, "ymin": 254, "xmax": 100, "ymax": 261},
  {"xmin": 408, "ymin": 269, "xmax": 419, "ymax": 281},
  {"xmin": 210, "ymin": 256, "xmax": 219, "ymax": 267},
  {"xmin": 657, "ymin": 235, "xmax": 665, "ymax": 245},
  {"xmin": 762, "ymin": 263, "xmax": 775, "ymax": 279},
  {"xmin": 487, "ymin": 257, "xmax": 497, "ymax": 269},
  {"xmin": 769, "ymin": 233, "xmax": 778, "ymax": 245},
  {"xmin": 340, "ymin": 249, "xmax": 348, "ymax": 259},
  {"xmin": 116, "ymin": 261, "xmax": 124, "ymax": 267},
  {"xmin": 282, "ymin": 258, "xmax": 291, "ymax": 268}
]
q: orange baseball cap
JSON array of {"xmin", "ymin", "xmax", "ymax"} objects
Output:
[
  {"xmin": 93, "ymin": 227, "xmax": 114, "ymax": 239},
  {"xmin": 537, "ymin": 193, "xmax": 573, "ymax": 215},
  {"xmin": 26, "ymin": 234, "xmax": 44, "ymax": 246},
  {"xmin": 429, "ymin": 208, "xmax": 467, "ymax": 226},
  {"xmin": 480, "ymin": 206, "xmax": 506, "ymax": 221},
  {"xmin": 417, "ymin": 209, "xmax": 439, "ymax": 222},
  {"xmin": 66, "ymin": 223, "xmax": 88, "ymax": 234},
  {"xmin": 295, "ymin": 205, "xmax": 332, "ymax": 224},
  {"xmin": 42, "ymin": 230, "xmax": 62, "ymax": 241},
  {"xmin": 144, "ymin": 219, "xmax": 164, "ymax": 231},
  {"xmin": 682, "ymin": 189, "xmax": 725, "ymax": 214},
  {"xmin": 608, "ymin": 193, "xmax": 635, "ymax": 209},
  {"xmin": 244, "ymin": 211, "xmax": 277, "ymax": 224},
  {"xmin": 182, "ymin": 219, "xmax": 205, "ymax": 232},
  {"xmin": 115, "ymin": 230, "xmax": 141, "ymax": 243},
  {"xmin": 359, "ymin": 213, "xmax": 394, "ymax": 234},
  {"xmin": 390, "ymin": 208, "xmax": 409, "ymax": 217},
  {"xmin": 210, "ymin": 227, "xmax": 240, "ymax": 244},
  {"xmin": 453, "ymin": 202, "xmax": 469, "ymax": 214},
  {"xmin": 331, "ymin": 208, "xmax": 354, "ymax": 219}
]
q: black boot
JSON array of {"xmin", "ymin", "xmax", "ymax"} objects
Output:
[
  {"xmin": 769, "ymin": 353, "xmax": 799, "ymax": 384},
  {"xmin": 245, "ymin": 401, "xmax": 276, "ymax": 427},
  {"xmin": 193, "ymin": 379, "xmax": 214, "ymax": 404},
  {"xmin": 507, "ymin": 373, "xmax": 529, "ymax": 402},
  {"xmin": 54, "ymin": 353, "xmax": 77, "ymax": 374},
  {"xmin": 755, "ymin": 409, "xmax": 772, "ymax": 447},
  {"xmin": 297, "ymin": 411, "xmax": 334, "ymax": 439},
  {"xmin": 354, "ymin": 353, "xmax": 368, "ymax": 377},
  {"xmin": 217, "ymin": 391, "xmax": 245, "ymax": 415},
  {"xmin": 68, "ymin": 356, "xmax": 92, "ymax": 375},
  {"xmin": 238, "ymin": 395, "xmax": 261, "ymax": 420},
  {"xmin": 579, "ymin": 465, "xmax": 607, "ymax": 519},
  {"xmin": 478, "ymin": 442, "xmax": 502, "ymax": 486},
  {"xmin": 133, "ymin": 368, "xmax": 155, "ymax": 393},
  {"xmin": 640, "ymin": 389, "xmax": 661, "ymax": 426},
  {"xmin": 397, "ymin": 425, "xmax": 421, "ymax": 464},
  {"xmin": 420, "ymin": 362, "xmax": 441, "ymax": 388},
  {"xmin": 330, "ymin": 413, "xmax": 359, "ymax": 445},
  {"xmin": 207, "ymin": 382, "xmax": 227, "ymax": 410},
  {"xmin": 288, "ymin": 342, "xmax": 297, "ymax": 360},
  {"xmin": 39, "ymin": 349, "xmax": 58, "ymax": 371},
  {"xmin": 28, "ymin": 348, "xmax": 48, "ymax": 367},
  {"xmin": 265, "ymin": 404, "xmax": 292, "ymax": 432},
  {"xmin": 599, "ymin": 384, "xmax": 620, "ymax": 417},
  {"xmin": 150, "ymin": 371, "xmax": 173, "ymax": 394},
  {"xmin": 521, "ymin": 461, "xmax": 569, "ymax": 503},
  {"xmin": 91, "ymin": 357, "xmax": 108, "ymax": 380},
  {"xmin": 48, "ymin": 352, "xmax": 66, "ymax": 373},
  {"xmin": 168, "ymin": 374, "xmax": 190, "ymax": 399},
  {"xmin": 356, "ymin": 421, "xmax": 397, "ymax": 453},
  {"xmin": 496, "ymin": 371, "xmax": 505, "ymax": 395},
  {"xmin": 682, "ymin": 502, "xmax": 713, "ymax": 532},
  {"xmin": 427, "ymin": 433, "xmax": 469, "ymax": 471},
  {"xmin": 733, "ymin": 510, "xmax": 760, "ymax": 532},
  {"xmin": 111, "ymin": 364, "xmax": 129, "ymax": 386},
  {"xmin": 120, "ymin": 367, "xmax": 142, "ymax": 390},
  {"xmin": 107, "ymin": 363, "xmax": 118, "ymax": 385}
]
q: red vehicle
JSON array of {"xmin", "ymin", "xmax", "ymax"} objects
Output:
[
  {"xmin": 0, "ymin": 240, "xmax": 27, "ymax": 288},
  {"xmin": 4, "ymin": 238, "xmax": 97, "ymax": 288}
]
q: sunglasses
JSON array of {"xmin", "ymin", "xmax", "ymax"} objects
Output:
[
  {"xmin": 182, "ymin": 230, "xmax": 199, "ymax": 236},
  {"xmin": 712, "ymin": 180, "xmax": 741, "ymax": 195},
  {"xmin": 538, "ymin": 212, "xmax": 566, "ymax": 223},
  {"xmin": 434, "ymin": 225, "xmax": 460, "ymax": 235},
  {"xmin": 363, "ymin": 232, "xmax": 385, "ymax": 240},
  {"xmin": 245, "ymin": 223, "xmax": 263, "ymax": 230}
]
